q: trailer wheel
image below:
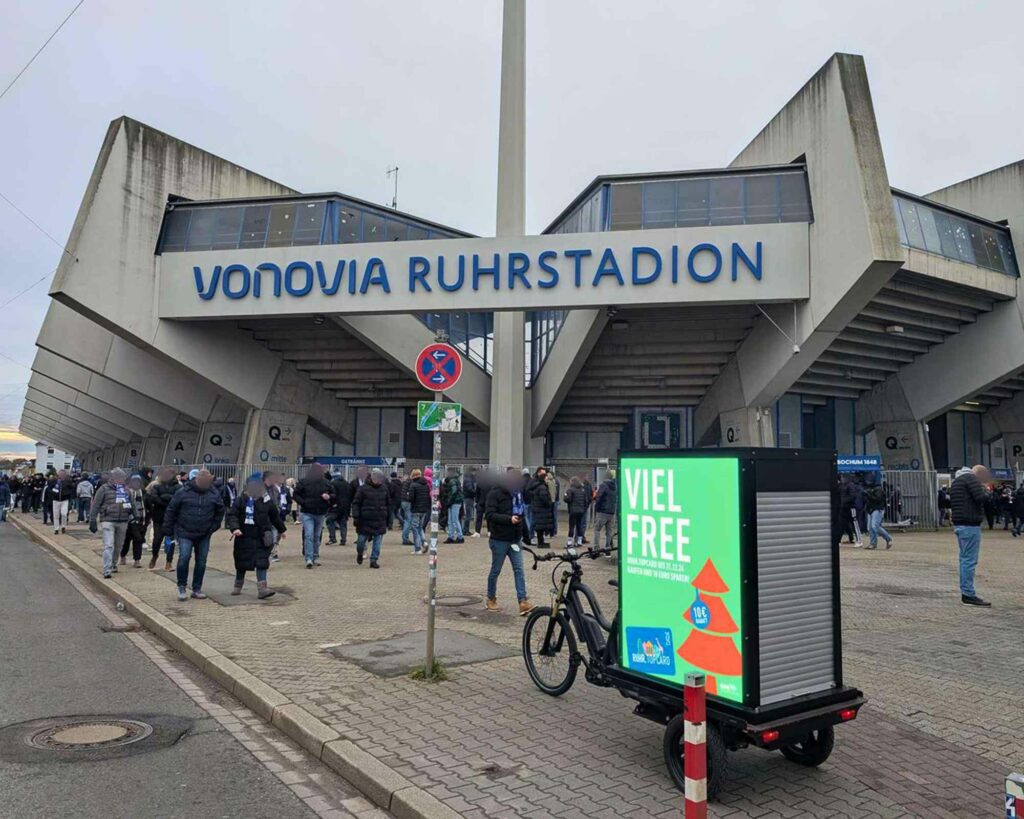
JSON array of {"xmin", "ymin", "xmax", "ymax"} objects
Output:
[
  {"xmin": 780, "ymin": 726, "xmax": 834, "ymax": 766},
  {"xmin": 663, "ymin": 715, "xmax": 727, "ymax": 799},
  {"xmin": 522, "ymin": 607, "xmax": 579, "ymax": 696}
]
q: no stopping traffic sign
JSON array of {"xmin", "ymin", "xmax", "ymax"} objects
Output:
[{"xmin": 415, "ymin": 343, "xmax": 463, "ymax": 391}]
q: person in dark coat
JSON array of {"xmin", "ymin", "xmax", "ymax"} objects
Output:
[
  {"xmin": 564, "ymin": 476, "xmax": 589, "ymax": 547},
  {"xmin": 0, "ymin": 479, "xmax": 11, "ymax": 523},
  {"xmin": 162, "ymin": 469, "xmax": 225, "ymax": 601},
  {"xmin": 950, "ymin": 465, "xmax": 991, "ymax": 606},
  {"xmin": 1011, "ymin": 485, "xmax": 1024, "ymax": 537},
  {"xmin": 352, "ymin": 469, "xmax": 390, "ymax": 568},
  {"xmin": 839, "ymin": 477, "xmax": 859, "ymax": 544},
  {"xmin": 327, "ymin": 471, "xmax": 353, "ymax": 546},
  {"xmin": 226, "ymin": 475, "xmax": 287, "ymax": 599},
  {"xmin": 525, "ymin": 468, "xmax": 554, "ymax": 548},
  {"xmin": 387, "ymin": 472, "xmax": 403, "ymax": 531},
  {"xmin": 146, "ymin": 467, "xmax": 181, "ymax": 570},
  {"xmin": 483, "ymin": 470, "xmax": 533, "ymax": 615},
  {"xmin": 292, "ymin": 464, "xmax": 335, "ymax": 569},
  {"xmin": 405, "ymin": 469, "xmax": 431, "ymax": 554},
  {"xmin": 592, "ymin": 473, "xmax": 617, "ymax": 550}
]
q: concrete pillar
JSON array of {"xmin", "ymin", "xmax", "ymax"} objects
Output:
[
  {"xmin": 142, "ymin": 436, "xmax": 167, "ymax": 466},
  {"xmin": 489, "ymin": 0, "xmax": 532, "ymax": 467},
  {"xmin": 720, "ymin": 407, "xmax": 776, "ymax": 447},
  {"xmin": 240, "ymin": 410, "xmax": 306, "ymax": 465},
  {"xmin": 986, "ymin": 393, "xmax": 1024, "ymax": 471},
  {"xmin": 197, "ymin": 421, "xmax": 246, "ymax": 465},
  {"xmin": 164, "ymin": 429, "xmax": 200, "ymax": 465},
  {"xmin": 856, "ymin": 380, "xmax": 934, "ymax": 470}
]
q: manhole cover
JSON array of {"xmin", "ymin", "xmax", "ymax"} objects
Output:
[
  {"xmin": 435, "ymin": 594, "xmax": 483, "ymax": 607},
  {"xmin": 27, "ymin": 719, "xmax": 153, "ymax": 752}
]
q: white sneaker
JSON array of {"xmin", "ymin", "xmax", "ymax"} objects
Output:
[{"xmin": 471, "ymin": 532, "xmax": 480, "ymax": 538}]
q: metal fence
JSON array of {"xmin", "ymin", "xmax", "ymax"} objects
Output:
[{"xmin": 880, "ymin": 469, "xmax": 938, "ymax": 530}]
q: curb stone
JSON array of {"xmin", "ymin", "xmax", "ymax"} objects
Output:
[{"xmin": 12, "ymin": 516, "xmax": 463, "ymax": 819}]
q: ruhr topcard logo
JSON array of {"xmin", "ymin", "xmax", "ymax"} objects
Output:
[{"xmin": 626, "ymin": 627, "xmax": 676, "ymax": 675}]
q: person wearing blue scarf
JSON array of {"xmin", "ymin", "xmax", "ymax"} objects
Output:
[{"xmin": 225, "ymin": 475, "xmax": 287, "ymax": 599}]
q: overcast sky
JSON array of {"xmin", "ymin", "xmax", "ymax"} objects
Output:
[{"xmin": 1, "ymin": 0, "xmax": 1021, "ymax": 458}]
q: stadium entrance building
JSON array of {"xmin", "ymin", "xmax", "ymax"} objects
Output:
[{"xmin": 23, "ymin": 50, "xmax": 1024, "ymax": 475}]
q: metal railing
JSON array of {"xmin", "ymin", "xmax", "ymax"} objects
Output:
[{"xmin": 880, "ymin": 469, "xmax": 938, "ymax": 530}]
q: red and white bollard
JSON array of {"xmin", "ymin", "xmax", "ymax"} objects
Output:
[
  {"xmin": 1007, "ymin": 772, "xmax": 1024, "ymax": 818},
  {"xmin": 684, "ymin": 672, "xmax": 707, "ymax": 819}
]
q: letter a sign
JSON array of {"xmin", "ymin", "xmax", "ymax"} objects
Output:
[{"xmin": 415, "ymin": 343, "xmax": 462, "ymax": 392}]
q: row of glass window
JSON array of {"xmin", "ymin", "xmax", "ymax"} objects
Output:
[
  {"xmin": 892, "ymin": 195, "xmax": 1018, "ymax": 276},
  {"xmin": 548, "ymin": 189, "xmax": 605, "ymax": 235},
  {"xmin": 158, "ymin": 198, "xmax": 461, "ymax": 253},
  {"xmin": 416, "ymin": 310, "xmax": 566, "ymax": 385}
]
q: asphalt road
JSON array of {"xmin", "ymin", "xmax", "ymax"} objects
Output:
[{"xmin": 0, "ymin": 521, "xmax": 315, "ymax": 819}]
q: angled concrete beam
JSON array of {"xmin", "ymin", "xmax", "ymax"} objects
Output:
[
  {"xmin": 22, "ymin": 404, "xmax": 116, "ymax": 448},
  {"xmin": 694, "ymin": 53, "xmax": 904, "ymax": 445},
  {"xmin": 530, "ymin": 309, "xmax": 607, "ymax": 437},
  {"xmin": 20, "ymin": 421, "xmax": 90, "ymax": 456},
  {"xmin": 26, "ymin": 387, "xmax": 134, "ymax": 442},
  {"xmin": 28, "ymin": 371, "xmax": 161, "ymax": 438},
  {"xmin": 21, "ymin": 411, "xmax": 108, "ymax": 451}
]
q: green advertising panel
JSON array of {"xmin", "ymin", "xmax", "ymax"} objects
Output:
[{"xmin": 619, "ymin": 455, "xmax": 744, "ymax": 703}]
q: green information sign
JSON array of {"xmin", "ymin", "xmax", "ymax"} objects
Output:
[
  {"xmin": 416, "ymin": 400, "xmax": 463, "ymax": 432},
  {"xmin": 618, "ymin": 455, "xmax": 744, "ymax": 703}
]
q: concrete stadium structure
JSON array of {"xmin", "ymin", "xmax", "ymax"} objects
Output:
[{"xmin": 21, "ymin": 52, "xmax": 1024, "ymax": 475}]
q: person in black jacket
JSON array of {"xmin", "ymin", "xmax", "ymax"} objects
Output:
[
  {"xmin": 352, "ymin": 469, "xmax": 389, "ymax": 568},
  {"xmin": 525, "ymin": 469, "xmax": 554, "ymax": 548},
  {"xmin": 47, "ymin": 469, "xmax": 76, "ymax": 534},
  {"xmin": 326, "ymin": 471, "xmax": 353, "ymax": 546},
  {"xmin": 864, "ymin": 479, "xmax": 892, "ymax": 550},
  {"xmin": 146, "ymin": 468, "xmax": 181, "ymax": 570},
  {"xmin": 1011, "ymin": 485, "xmax": 1024, "ymax": 537},
  {"xmin": 387, "ymin": 472, "xmax": 403, "ymax": 531},
  {"xmin": 162, "ymin": 469, "xmax": 225, "ymax": 601},
  {"xmin": 592, "ymin": 473, "xmax": 617, "ymax": 550},
  {"xmin": 226, "ymin": 475, "xmax": 287, "ymax": 599},
  {"xmin": 564, "ymin": 477, "xmax": 589, "ymax": 547},
  {"xmin": 405, "ymin": 469, "xmax": 431, "ymax": 554},
  {"xmin": 484, "ymin": 472, "xmax": 533, "ymax": 615},
  {"xmin": 292, "ymin": 464, "xmax": 335, "ymax": 569},
  {"xmin": 949, "ymin": 465, "xmax": 991, "ymax": 607}
]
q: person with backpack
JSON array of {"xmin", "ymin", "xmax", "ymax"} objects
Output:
[{"xmin": 226, "ymin": 474, "xmax": 287, "ymax": 599}]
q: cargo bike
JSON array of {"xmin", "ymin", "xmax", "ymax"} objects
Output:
[{"xmin": 520, "ymin": 449, "xmax": 864, "ymax": 797}]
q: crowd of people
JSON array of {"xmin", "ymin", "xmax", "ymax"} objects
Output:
[{"xmin": 0, "ymin": 463, "xmax": 619, "ymax": 614}]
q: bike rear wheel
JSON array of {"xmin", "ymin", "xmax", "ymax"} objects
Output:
[{"xmin": 522, "ymin": 606, "xmax": 579, "ymax": 696}]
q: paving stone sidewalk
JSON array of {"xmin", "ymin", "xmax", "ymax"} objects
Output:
[{"xmin": 23, "ymin": 513, "xmax": 1022, "ymax": 818}]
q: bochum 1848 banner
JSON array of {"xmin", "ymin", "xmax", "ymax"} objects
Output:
[{"xmin": 618, "ymin": 455, "xmax": 744, "ymax": 703}]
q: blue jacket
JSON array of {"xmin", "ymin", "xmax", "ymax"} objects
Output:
[
  {"xmin": 162, "ymin": 481, "xmax": 225, "ymax": 540},
  {"xmin": 595, "ymin": 479, "xmax": 616, "ymax": 515},
  {"xmin": 0, "ymin": 482, "xmax": 10, "ymax": 506}
]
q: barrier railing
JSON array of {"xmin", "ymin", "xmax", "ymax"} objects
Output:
[{"xmin": 880, "ymin": 469, "xmax": 938, "ymax": 530}]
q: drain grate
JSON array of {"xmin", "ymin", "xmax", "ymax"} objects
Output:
[{"xmin": 27, "ymin": 718, "xmax": 153, "ymax": 752}]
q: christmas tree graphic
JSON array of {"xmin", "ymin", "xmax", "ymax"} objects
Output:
[{"xmin": 677, "ymin": 558, "xmax": 742, "ymax": 695}]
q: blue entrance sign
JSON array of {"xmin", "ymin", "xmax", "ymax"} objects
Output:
[
  {"xmin": 415, "ymin": 343, "xmax": 463, "ymax": 391},
  {"xmin": 837, "ymin": 455, "xmax": 881, "ymax": 473}
]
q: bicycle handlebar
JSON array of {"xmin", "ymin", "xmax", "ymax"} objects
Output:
[{"xmin": 520, "ymin": 543, "xmax": 618, "ymax": 571}]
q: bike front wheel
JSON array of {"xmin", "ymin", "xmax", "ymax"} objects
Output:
[{"xmin": 522, "ymin": 606, "xmax": 579, "ymax": 696}]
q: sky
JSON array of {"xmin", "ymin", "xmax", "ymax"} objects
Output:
[{"xmin": 0, "ymin": 0, "xmax": 1022, "ymax": 459}]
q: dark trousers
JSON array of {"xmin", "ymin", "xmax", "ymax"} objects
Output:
[
  {"xmin": 119, "ymin": 521, "xmax": 146, "ymax": 562},
  {"xmin": 150, "ymin": 515, "xmax": 166, "ymax": 558},
  {"xmin": 567, "ymin": 512, "xmax": 585, "ymax": 542}
]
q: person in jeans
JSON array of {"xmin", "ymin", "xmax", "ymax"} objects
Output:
[
  {"xmin": 292, "ymin": 463, "xmax": 335, "ymax": 569},
  {"xmin": 226, "ymin": 475, "xmax": 287, "ymax": 599},
  {"xmin": 592, "ymin": 471, "xmax": 617, "ymax": 550},
  {"xmin": 0, "ymin": 479, "xmax": 10, "ymax": 522},
  {"xmin": 352, "ymin": 469, "xmax": 389, "ymax": 568},
  {"xmin": 442, "ymin": 470, "xmax": 464, "ymax": 544},
  {"xmin": 399, "ymin": 474, "xmax": 415, "ymax": 546},
  {"xmin": 484, "ymin": 470, "xmax": 534, "ymax": 615},
  {"xmin": 162, "ymin": 469, "xmax": 225, "ymax": 601},
  {"xmin": 75, "ymin": 474, "xmax": 94, "ymax": 523},
  {"xmin": 461, "ymin": 468, "xmax": 479, "ymax": 538},
  {"xmin": 145, "ymin": 467, "xmax": 180, "ymax": 570},
  {"xmin": 564, "ymin": 476, "xmax": 589, "ymax": 547},
  {"xmin": 864, "ymin": 479, "xmax": 892, "ymax": 550},
  {"xmin": 89, "ymin": 468, "xmax": 133, "ymax": 579},
  {"xmin": 406, "ymin": 468, "xmax": 431, "ymax": 554},
  {"xmin": 949, "ymin": 464, "xmax": 992, "ymax": 607},
  {"xmin": 326, "ymin": 470, "xmax": 352, "ymax": 546}
]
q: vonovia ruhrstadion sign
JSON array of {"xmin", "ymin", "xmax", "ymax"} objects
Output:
[{"xmin": 158, "ymin": 224, "xmax": 809, "ymax": 318}]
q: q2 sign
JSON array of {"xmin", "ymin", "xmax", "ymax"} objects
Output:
[{"xmin": 415, "ymin": 343, "xmax": 463, "ymax": 392}]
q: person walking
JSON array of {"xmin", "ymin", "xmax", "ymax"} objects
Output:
[
  {"xmin": 1011, "ymin": 484, "xmax": 1024, "ymax": 537},
  {"xmin": 145, "ymin": 467, "xmax": 181, "ymax": 570},
  {"xmin": 406, "ymin": 468, "xmax": 431, "ymax": 554},
  {"xmin": 76, "ymin": 473, "xmax": 94, "ymax": 523},
  {"xmin": 89, "ymin": 468, "xmax": 134, "ymax": 579},
  {"xmin": 443, "ymin": 470, "xmax": 464, "ymax": 544},
  {"xmin": 839, "ymin": 476, "xmax": 859, "ymax": 545},
  {"xmin": 950, "ymin": 465, "xmax": 992, "ymax": 607},
  {"xmin": 483, "ymin": 470, "xmax": 534, "ymax": 615},
  {"xmin": 161, "ymin": 469, "xmax": 225, "ymax": 601},
  {"xmin": 525, "ymin": 468, "xmax": 554, "ymax": 549},
  {"xmin": 42, "ymin": 474, "xmax": 56, "ymax": 527},
  {"xmin": 0, "ymin": 478, "xmax": 10, "ymax": 523},
  {"xmin": 564, "ymin": 476, "xmax": 588, "ymax": 548},
  {"xmin": 387, "ymin": 471, "xmax": 403, "ymax": 531},
  {"xmin": 220, "ymin": 477, "xmax": 238, "ymax": 516},
  {"xmin": 352, "ymin": 469, "xmax": 389, "ymax": 568},
  {"xmin": 545, "ymin": 469, "xmax": 560, "ymax": 536},
  {"xmin": 399, "ymin": 473, "xmax": 415, "ymax": 546},
  {"xmin": 48, "ymin": 469, "xmax": 75, "ymax": 534},
  {"xmin": 937, "ymin": 485, "xmax": 952, "ymax": 527},
  {"xmin": 592, "ymin": 471, "xmax": 617, "ymax": 550},
  {"xmin": 117, "ymin": 474, "xmax": 147, "ymax": 567},
  {"xmin": 462, "ymin": 468, "xmax": 479, "ymax": 538},
  {"xmin": 864, "ymin": 479, "xmax": 892, "ymax": 550},
  {"xmin": 326, "ymin": 470, "xmax": 352, "ymax": 546},
  {"xmin": 226, "ymin": 475, "xmax": 287, "ymax": 599},
  {"xmin": 292, "ymin": 463, "xmax": 335, "ymax": 569}
]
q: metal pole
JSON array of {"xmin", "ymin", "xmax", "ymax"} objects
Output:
[{"xmin": 424, "ymin": 329, "xmax": 447, "ymax": 679}]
